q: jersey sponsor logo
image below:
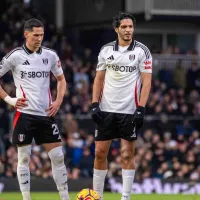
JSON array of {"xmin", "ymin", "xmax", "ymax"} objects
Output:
[
  {"xmin": 20, "ymin": 71, "xmax": 50, "ymax": 79},
  {"xmin": 144, "ymin": 60, "xmax": 151, "ymax": 65},
  {"xmin": 144, "ymin": 60, "xmax": 152, "ymax": 69},
  {"xmin": 145, "ymin": 66, "xmax": 152, "ymax": 69},
  {"xmin": 42, "ymin": 58, "xmax": 48, "ymax": 65},
  {"xmin": 107, "ymin": 64, "xmax": 136, "ymax": 72},
  {"xmin": 18, "ymin": 134, "xmax": 25, "ymax": 142},
  {"xmin": 107, "ymin": 55, "xmax": 114, "ymax": 60},
  {"xmin": 22, "ymin": 60, "xmax": 30, "ymax": 65},
  {"xmin": 57, "ymin": 60, "xmax": 61, "ymax": 68},
  {"xmin": 129, "ymin": 54, "xmax": 135, "ymax": 61}
]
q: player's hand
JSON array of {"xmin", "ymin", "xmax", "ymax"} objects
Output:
[
  {"xmin": 46, "ymin": 100, "xmax": 61, "ymax": 117},
  {"xmin": 133, "ymin": 106, "xmax": 145, "ymax": 130},
  {"xmin": 4, "ymin": 95, "xmax": 28, "ymax": 108},
  {"xmin": 91, "ymin": 102, "xmax": 102, "ymax": 125},
  {"xmin": 15, "ymin": 98, "xmax": 28, "ymax": 109}
]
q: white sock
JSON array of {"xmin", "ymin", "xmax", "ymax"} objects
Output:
[
  {"xmin": 93, "ymin": 169, "xmax": 107, "ymax": 199},
  {"xmin": 48, "ymin": 146, "xmax": 70, "ymax": 200},
  {"xmin": 17, "ymin": 145, "xmax": 32, "ymax": 200},
  {"xmin": 121, "ymin": 169, "xmax": 135, "ymax": 200},
  {"xmin": 22, "ymin": 191, "xmax": 32, "ymax": 200}
]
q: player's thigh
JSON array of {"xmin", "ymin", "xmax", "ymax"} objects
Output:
[
  {"xmin": 34, "ymin": 116, "xmax": 61, "ymax": 145},
  {"xmin": 12, "ymin": 112, "xmax": 35, "ymax": 145},
  {"xmin": 116, "ymin": 113, "xmax": 137, "ymax": 141},
  {"xmin": 95, "ymin": 140, "xmax": 112, "ymax": 157},
  {"xmin": 43, "ymin": 142, "xmax": 62, "ymax": 152},
  {"xmin": 95, "ymin": 111, "xmax": 118, "ymax": 141}
]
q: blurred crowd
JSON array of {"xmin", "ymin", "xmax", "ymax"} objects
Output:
[{"xmin": 0, "ymin": 2, "xmax": 200, "ymax": 182}]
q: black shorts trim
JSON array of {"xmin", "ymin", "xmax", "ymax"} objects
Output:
[
  {"xmin": 12, "ymin": 112, "xmax": 61, "ymax": 145},
  {"xmin": 94, "ymin": 112, "xmax": 137, "ymax": 142}
]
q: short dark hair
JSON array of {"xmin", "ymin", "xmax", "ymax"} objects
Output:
[
  {"xmin": 24, "ymin": 18, "xmax": 44, "ymax": 31},
  {"xmin": 113, "ymin": 12, "xmax": 136, "ymax": 28}
]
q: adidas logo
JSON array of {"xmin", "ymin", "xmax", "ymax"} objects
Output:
[
  {"xmin": 21, "ymin": 180, "xmax": 29, "ymax": 184},
  {"xmin": 22, "ymin": 60, "xmax": 30, "ymax": 65},
  {"xmin": 107, "ymin": 55, "xmax": 114, "ymax": 60}
]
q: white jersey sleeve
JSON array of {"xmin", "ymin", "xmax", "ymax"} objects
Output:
[
  {"xmin": 96, "ymin": 50, "xmax": 106, "ymax": 71},
  {"xmin": 51, "ymin": 53, "xmax": 63, "ymax": 77},
  {"xmin": 138, "ymin": 47, "xmax": 152, "ymax": 73},
  {"xmin": 0, "ymin": 54, "xmax": 15, "ymax": 77}
]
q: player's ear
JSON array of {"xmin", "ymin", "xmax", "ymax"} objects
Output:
[
  {"xmin": 115, "ymin": 28, "xmax": 118, "ymax": 34},
  {"xmin": 24, "ymin": 31, "xmax": 28, "ymax": 39}
]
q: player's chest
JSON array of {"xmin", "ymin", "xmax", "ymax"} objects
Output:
[
  {"xmin": 105, "ymin": 51, "xmax": 139, "ymax": 66},
  {"xmin": 15, "ymin": 54, "xmax": 51, "ymax": 72}
]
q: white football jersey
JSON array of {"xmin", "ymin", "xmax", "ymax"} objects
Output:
[
  {"xmin": 97, "ymin": 40, "xmax": 152, "ymax": 114},
  {"xmin": 0, "ymin": 45, "xmax": 63, "ymax": 116}
]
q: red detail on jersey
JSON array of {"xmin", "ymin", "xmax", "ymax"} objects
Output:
[
  {"xmin": 99, "ymin": 81, "xmax": 105, "ymax": 102},
  {"xmin": 144, "ymin": 60, "xmax": 151, "ymax": 65},
  {"xmin": 13, "ymin": 111, "xmax": 21, "ymax": 129},
  {"xmin": 48, "ymin": 88, "xmax": 52, "ymax": 106},
  {"xmin": 134, "ymin": 81, "xmax": 139, "ymax": 108},
  {"xmin": 145, "ymin": 65, "xmax": 152, "ymax": 69},
  {"xmin": 57, "ymin": 60, "xmax": 61, "ymax": 68},
  {"xmin": 20, "ymin": 85, "xmax": 26, "ymax": 98}
]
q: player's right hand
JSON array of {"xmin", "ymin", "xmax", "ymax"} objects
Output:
[
  {"xmin": 15, "ymin": 98, "xmax": 28, "ymax": 109},
  {"xmin": 91, "ymin": 102, "xmax": 102, "ymax": 125},
  {"xmin": 133, "ymin": 106, "xmax": 145, "ymax": 130},
  {"xmin": 4, "ymin": 95, "xmax": 28, "ymax": 108}
]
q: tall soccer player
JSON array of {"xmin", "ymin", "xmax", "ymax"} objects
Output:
[
  {"xmin": 0, "ymin": 19, "xmax": 70, "ymax": 200},
  {"xmin": 92, "ymin": 12, "xmax": 152, "ymax": 200}
]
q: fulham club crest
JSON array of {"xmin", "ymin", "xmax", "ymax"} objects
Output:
[
  {"xmin": 42, "ymin": 58, "xmax": 48, "ymax": 65},
  {"xmin": 129, "ymin": 54, "xmax": 135, "ymax": 61},
  {"xmin": 18, "ymin": 134, "xmax": 25, "ymax": 142}
]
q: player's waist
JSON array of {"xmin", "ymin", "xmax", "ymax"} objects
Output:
[{"xmin": 16, "ymin": 108, "xmax": 49, "ymax": 117}]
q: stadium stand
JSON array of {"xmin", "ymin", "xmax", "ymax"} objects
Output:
[{"xmin": 0, "ymin": 2, "xmax": 199, "ymax": 184}]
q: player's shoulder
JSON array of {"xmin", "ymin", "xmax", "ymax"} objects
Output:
[
  {"xmin": 134, "ymin": 40, "xmax": 151, "ymax": 58},
  {"xmin": 100, "ymin": 40, "xmax": 116, "ymax": 52},
  {"xmin": 42, "ymin": 46, "xmax": 58, "ymax": 57},
  {"xmin": 4, "ymin": 46, "xmax": 23, "ymax": 60}
]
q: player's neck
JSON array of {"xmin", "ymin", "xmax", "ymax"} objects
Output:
[
  {"xmin": 25, "ymin": 43, "xmax": 40, "ymax": 53},
  {"xmin": 118, "ymin": 38, "xmax": 132, "ymax": 47}
]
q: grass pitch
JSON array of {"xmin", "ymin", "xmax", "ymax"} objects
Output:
[{"xmin": 0, "ymin": 192, "xmax": 199, "ymax": 200}]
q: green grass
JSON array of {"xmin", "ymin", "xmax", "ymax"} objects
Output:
[{"xmin": 0, "ymin": 192, "xmax": 199, "ymax": 200}]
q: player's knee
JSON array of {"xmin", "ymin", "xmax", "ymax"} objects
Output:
[
  {"xmin": 121, "ymin": 150, "xmax": 133, "ymax": 162},
  {"xmin": 48, "ymin": 146, "xmax": 64, "ymax": 165},
  {"xmin": 95, "ymin": 148, "xmax": 107, "ymax": 162},
  {"xmin": 17, "ymin": 145, "xmax": 31, "ymax": 166}
]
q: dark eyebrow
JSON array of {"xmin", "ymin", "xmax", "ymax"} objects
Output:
[{"xmin": 33, "ymin": 33, "xmax": 44, "ymax": 36}]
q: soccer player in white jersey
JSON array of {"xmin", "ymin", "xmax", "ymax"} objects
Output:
[
  {"xmin": 0, "ymin": 19, "xmax": 70, "ymax": 200},
  {"xmin": 91, "ymin": 12, "xmax": 152, "ymax": 200}
]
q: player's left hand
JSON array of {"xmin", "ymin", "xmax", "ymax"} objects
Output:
[
  {"xmin": 46, "ymin": 100, "xmax": 61, "ymax": 117},
  {"xmin": 133, "ymin": 106, "xmax": 145, "ymax": 130}
]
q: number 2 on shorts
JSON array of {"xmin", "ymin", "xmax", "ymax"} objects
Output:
[{"xmin": 52, "ymin": 124, "xmax": 61, "ymax": 139}]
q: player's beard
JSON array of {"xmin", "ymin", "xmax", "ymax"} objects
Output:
[{"xmin": 119, "ymin": 31, "xmax": 133, "ymax": 42}]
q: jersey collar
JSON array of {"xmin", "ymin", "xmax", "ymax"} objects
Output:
[
  {"xmin": 114, "ymin": 39, "xmax": 135, "ymax": 51},
  {"xmin": 23, "ymin": 44, "xmax": 42, "ymax": 55}
]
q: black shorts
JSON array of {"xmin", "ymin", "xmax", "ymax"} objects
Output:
[
  {"xmin": 95, "ymin": 111, "xmax": 137, "ymax": 141},
  {"xmin": 12, "ymin": 111, "xmax": 61, "ymax": 145}
]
